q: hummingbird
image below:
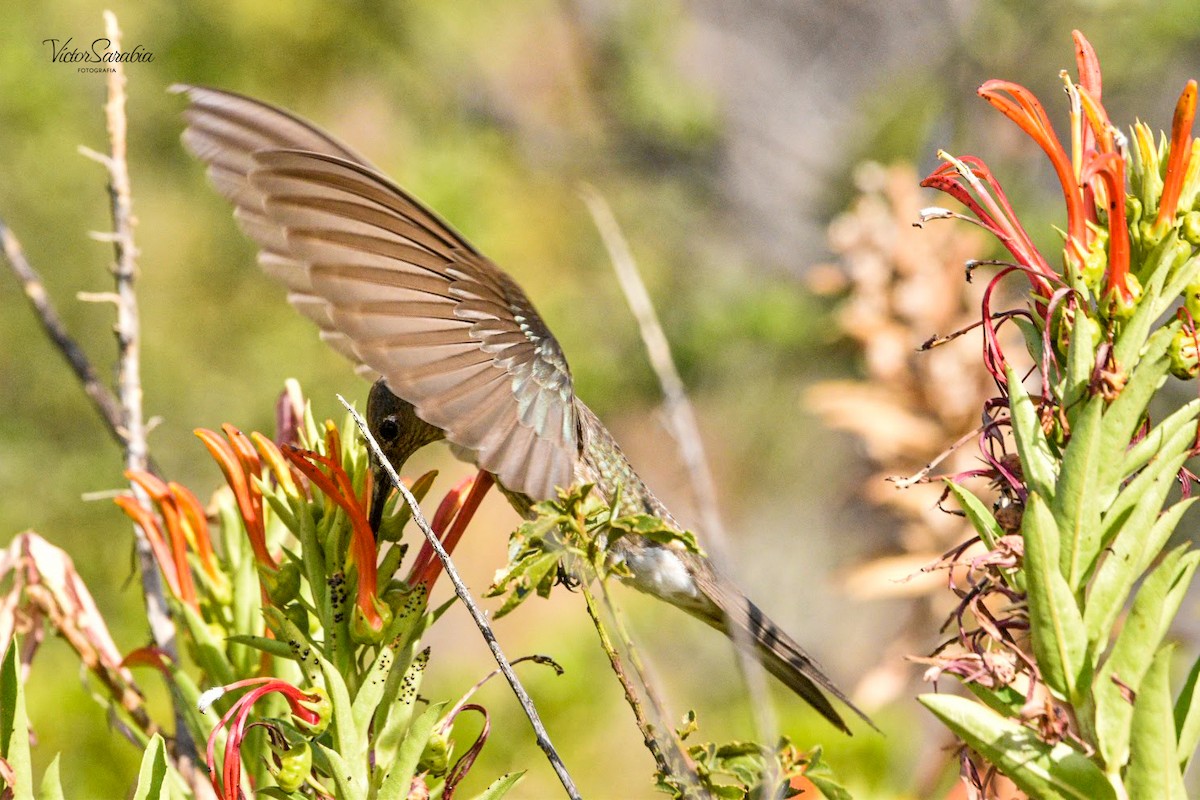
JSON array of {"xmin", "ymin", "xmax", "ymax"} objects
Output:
[{"xmin": 176, "ymin": 85, "xmax": 872, "ymax": 734}]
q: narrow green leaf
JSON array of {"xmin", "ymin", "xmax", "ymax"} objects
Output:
[
  {"xmin": 319, "ymin": 655, "xmax": 364, "ymax": 775},
  {"xmin": 131, "ymin": 734, "xmax": 169, "ymax": 800},
  {"xmin": 1097, "ymin": 324, "xmax": 1176, "ymax": 503},
  {"xmin": 1, "ymin": 641, "xmax": 33, "ymax": 800},
  {"xmin": 36, "ymin": 755, "xmax": 63, "ymax": 800},
  {"xmin": 311, "ymin": 743, "xmax": 361, "ymax": 800},
  {"xmin": 1093, "ymin": 547, "xmax": 1199, "ymax": 769},
  {"xmin": 1024, "ymin": 493, "xmax": 1088, "ymax": 701},
  {"xmin": 919, "ymin": 694, "xmax": 1115, "ymax": 799},
  {"xmin": 966, "ymin": 682, "xmax": 1027, "ymax": 718},
  {"xmin": 1127, "ymin": 645, "xmax": 1188, "ymax": 799},
  {"xmin": 176, "ymin": 601, "xmax": 236, "ymax": 689},
  {"xmin": 224, "ymin": 634, "xmax": 295, "ymax": 660},
  {"xmin": 944, "ymin": 479, "xmax": 1005, "ymax": 550},
  {"xmin": 1098, "ymin": 422, "xmax": 1195, "ymax": 556},
  {"xmin": 374, "ymin": 648, "xmax": 429, "ymax": 772},
  {"xmin": 1006, "ymin": 365, "xmax": 1057, "ymax": 501},
  {"xmin": 1013, "ymin": 316, "xmax": 1046, "ymax": 372},
  {"xmin": 1063, "ymin": 313, "xmax": 1100, "ymax": 410},
  {"xmin": 1053, "ymin": 396, "xmax": 1103, "ymax": 589},
  {"xmin": 466, "ymin": 772, "xmax": 526, "ymax": 800},
  {"xmin": 1118, "ymin": 399, "xmax": 1200, "ymax": 484},
  {"xmin": 352, "ymin": 640, "xmax": 399, "ymax": 748},
  {"xmin": 1108, "ymin": 232, "xmax": 1185, "ymax": 367},
  {"xmin": 1086, "ymin": 494, "xmax": 1196, "ymax": 645},
  {"xmin": 1173, "ymin": 651, "xmax": 1200, "ymax": 770},
  {"xmin": 377, "ymin": 701, "xmax": 447, "ymax": 800}
]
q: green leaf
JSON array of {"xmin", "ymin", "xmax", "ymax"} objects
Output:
[
  {"xmin": 943, "ymin": 479, "xmax": 1005, "ymax": 550},
  {"xmin": 1127, "ymin": 645, "xmax": 1188, "ymax": 799},
  {"xmin": 320, "ymin": 655, "xmax": 364, "ymax": 775},
  {"xmin": 1023, "ymin": 493, "xmax": 1088, "ymax": 701},
  {"xmin": 919, "ymin": 694, "xmax": 1115, "ymax": 799},
  {"xmin": 36, "ymin": 755, "xmax": 63, "ymax": 800},
  {"xmin": 466, "ymin": 772, "xmax": 525, "ymax": 800},
  {"xmin": 176, "ymin": 600, "xmax": 236, "ymax": 689},
  {"xmin": 966, "ymin": 682, "xmax": 1027, "ymax": 718},
  {"xmin": 1118, "ymin": 399, "xmax": 1200, "ymax": 484},
  {"xmin": 1173, "ymin": 651, "xmax": 1200, "ymax": 770},
  {"xmin": 1098, "ymin": 421, "xmax": 1195, "ymax": 556},
  {"xmin": 377, "ymin": 701, "xmax": 447, "ymax": 800},
  {"xmin": 1063, "ymin": 313, "xmax": 1100, "ymax": 409},
  {"xmin": 1, "ymin": 640, "xmax": 33, "ymax": 800},
  {"xmin": 1052, "ymin": 395, "xmax": 1103, "ymax": 589},
  {"xmin": 131, "ymin": 734, "xmax": 169, "ymax": 800},
  {"xmin": 311, "ymin": 743, "xmax": 360, "ymax": 800},
  {"xmin": 1086, "ymin": 494, "xmax": 1196, "ymax": 645},
  {"xmin": 374, "ymin": 648, "xmax": 429, "ymax": 773},
  {"xmin": 1013, "ymin": 316, "xmax": 1046, "ymax": 371},
  {"xmin": 224, "ymin": 634, "xmax": 295, "ymax": 660},
  {"xmin": 1093, "ymin": 547, "xmax": 1199, "ymax": 769},
  {"xmin": 1112, "ymin": 237, "xmax": 1175, "ymax": 369},
  {"xmin": 1097, "ymin": 324, "xmax": 1176, "ymax": 505},
  {"xmin": 1006, "ymin": 365, "xmax": 1057, "ymax": 501}
]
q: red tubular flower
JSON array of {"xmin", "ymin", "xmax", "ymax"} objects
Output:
[
  {"xmin": 408, "ymin": 471, "xmax": 495, "ymax": 592},
  {"xmin": 921, "ymin": 156, "xmax": 1056, "ymax": 297},
  {"xmin": 201, "ymin": 677, "xmax": 326, "ymax": 800},
  {"xmin": 282, "ymin": 437, "xmax": 384, "ymax": 634},
  {"xmin": 196, "ymin": 427, "xmax": 276, "ymax": 569},
  {"xmin": 1158, "ymin": 79, "xmax": 1198, "ymax": 229}
]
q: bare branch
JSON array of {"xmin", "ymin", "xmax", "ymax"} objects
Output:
[
  {"xmin": 0, "ymin": 221, "xmax": 129, "ymax": 448},
  {"xmin": 94, "ymin": 9, "xmax": 190, "ymax": 762},
  {"xmin": 340, "ymin": 396, "xmax": 582, "ymax": 800}
]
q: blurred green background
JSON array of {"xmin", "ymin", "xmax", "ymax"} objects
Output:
[{"xmin": 3, "ymin": 1, "xmax": 1200, "ymax": 797}]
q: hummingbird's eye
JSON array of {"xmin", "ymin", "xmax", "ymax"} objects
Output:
[{"xmin": 378, "ymin": 418, "xmax": 400, "ymax": 441}]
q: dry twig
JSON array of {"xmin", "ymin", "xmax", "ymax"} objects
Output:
[{"xmin": 341, "ymin": 397, "xmax": 582, "ymax": 800}]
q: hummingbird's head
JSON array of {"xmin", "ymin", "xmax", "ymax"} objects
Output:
[{"xmin": 366, "ymin": 379, "xmax": 446, "ymax": 534}]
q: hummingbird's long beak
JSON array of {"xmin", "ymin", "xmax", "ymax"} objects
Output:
[{"xmin": 368, "ymin": 460, "xmax": 392, "ymax": 536}]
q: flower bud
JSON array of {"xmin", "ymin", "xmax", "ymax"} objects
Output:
[
  {"xmin": 1183, "ymin": 212, "xmax": 1200, "ymax": 247},
  {"xmin": 263, "ymin": 560, "xmax": 302, "ymax": 606},
  {"xmin": 1170, "ymin": 326, "xmax": 1200, "ymax": 379},
  {"xmin": 417, "ymin": 729, "xmax": 451, "ymax": 777},
  {"xmin": 293, "ymin": 687, "xmax": 331, "ymax": 736},
  {"xmin": 269, "ymin": 740, "xmax": 312, "ymax": 793},
  {"xmin": 350, "ymin": 593, "xmax": 393, "ymax": 645}
]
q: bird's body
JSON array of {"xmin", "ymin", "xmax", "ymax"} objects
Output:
[{"xmin": 178, "ymin": 85, "xmax": 871, "ymax": 733}]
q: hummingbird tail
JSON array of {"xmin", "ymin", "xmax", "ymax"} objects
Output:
[{"xmin": 736, "ymin": 599, "xmax": 876, "ymax": 734}]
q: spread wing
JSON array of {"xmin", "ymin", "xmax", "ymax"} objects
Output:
[{"xmin": 176, "ymin": 85, "xmax": 578, "ymax": 500}]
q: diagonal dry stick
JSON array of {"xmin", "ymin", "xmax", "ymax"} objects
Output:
[
  {"xmin": 340, "ymin": 396, "xmax": 582, "ymax": 800},
  {"xmin": 581, "ymin": 186, "xmax": 781, "ymax": 749}
]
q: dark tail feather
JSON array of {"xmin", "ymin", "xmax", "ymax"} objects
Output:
[
  {"xmin": 740, "ymin": 598, "xmax": 877, "ymax": 734},
  {"xmin": 742, "ymin": 601, "xmax": 876, "ymax": 733}
]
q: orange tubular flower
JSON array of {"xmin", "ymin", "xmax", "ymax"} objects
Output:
[
  {"xmin": 168, "ymin": 481, "xmax": 219, "ymax": 580},
  {"xmin": 1082, "ymin": 151, "xmax": 1133, "ymax": 309},
  {"xmin": 1158, "ymin": 79, "xmax": 1198, "ymax": 229},
  {"xmin": 114, "ymin": 492, "xmax": 180, "ymax": 600},
  {"xmin": 125, "ymin": 471, "xmax": 199, "ymax": 610},
  {"xmin": 195, "ymin": 427, "xmax": 276, "ymax": 569},
  {"xmin": 978, "ymin": 80, "xmax": 1089, "ymax": 259},
  {"xmin": 282, "ymin": 436, "xmax": 384, "ymax": 635}
]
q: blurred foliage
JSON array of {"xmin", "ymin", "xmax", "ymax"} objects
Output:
[{"xmin": 3, "ymin": 1, "xmax": 1200, "ymax": 797}]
